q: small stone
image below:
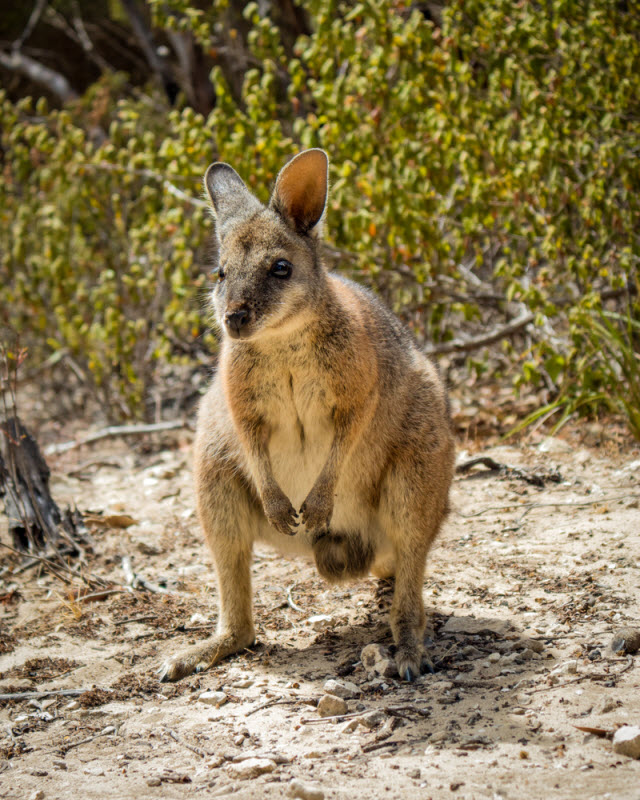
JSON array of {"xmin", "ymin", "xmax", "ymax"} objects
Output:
[
  {"xmin": 317, "ymin": 694, "xmax": 348, "ymax": 717},
  {"xmin": 30, "ymin": 792, "xmax": 45, "ymax": 800},
  {"xmin": 288, "ymin": 777, "xmax": 325, "ymax": 800},
  {"xmin": 598, "ymin": 698, "xmax": 619, "ymax": 714},
  {"xmin": 612, "ymin": 726, "xmax": 640, "ymax": 759},
  {"xmin": 408, "ymin": 768, "xmax": 421, "ymax": 779},
  {"xmin": 146, "ymin": 778, "xmax": 162, "ymax": 787},
  {"xmin": 323, "ymin": 679, "xmax": 359, "ymax": 699},
  {"xmin": 430, "ymin": 729, "xmax": 448, "ymax": 743},
  {"xmin": 64, "ymin": 700, "xmax": 80, "ymax": 711},
  {"xmin": 360, "ymin": 710, "xmax": 386, "ymax": 729},
  {"xmin": 521, "ymin": 638, "xmax": 545, "ymax": 654},
  {"xmin": 198, "ymin": 691, "xmax": 228, "ymax": 707},
  {"xmin": 488, "ymin": 652, "xmax": 501, "ymax": 663},
  {"xmin": 226, "ymin": 757, "xmax": 277, "ymax": 779},
  {"xmin": 360, "ymin": 644, "xmax": 396, "ymax": 679},
  {"xmin": 306, "ymin": 614, "xmax": 333, "ymax": 631},
  {"xmin": 52, "ymin": 760, "xmax": 67, "ymax": 770},
  {"xmin": 610, "ymin": 627, "xmax": 640, "ymax": 656},
  {"xmin": 340, "ymin": 718, "xmax": 360, "ymax": 734},
  {"xmin": 538, "ymin": 436, "xmax": 572, "ymax": 454},
  {"xmin": 441, "ymin": 616, "xmax": 513, "ymax": 637}
]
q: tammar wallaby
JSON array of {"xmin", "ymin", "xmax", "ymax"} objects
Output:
[{"xmin": 160, "ymin": 149, "xmax": 455, "ymax": 683}]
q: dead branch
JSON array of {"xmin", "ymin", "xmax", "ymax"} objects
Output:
[
  {"xmin": 0, "ymin": 688, "xmax": 91, "ymax": 702},
  {"xmin": 44, "ymin": 419, "xmax": 188, "ymax": 456},
  {"xmin": 165, "ymin": 728, "xmax": 209, "ymax": 759},
  {"xmin": 425, "ymin": 310, "xmax": 535, "ymax": 355},
  {"xmin": 13, "ymin": 0, "xmax": 49, "ymax": 52},
  {"xmin": 0, "ymin": 49, "xmax": 78, "ymax": 103}
]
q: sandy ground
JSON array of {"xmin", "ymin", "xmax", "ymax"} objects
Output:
[{"xmin": 1, "ymin": 426, "xmax": 639, "ymax": 800}]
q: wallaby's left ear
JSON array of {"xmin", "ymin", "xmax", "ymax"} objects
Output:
[{"xmin": 270, "ymin": 149, "xmax": 328, "ymax": 237}]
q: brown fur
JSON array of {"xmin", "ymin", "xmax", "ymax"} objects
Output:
[{"xmin": 159, "ymin": 149, "xmax": 455, "ymax": 682}]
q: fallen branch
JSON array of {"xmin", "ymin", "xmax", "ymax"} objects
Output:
[
  {"xmin": 0, "ymin": 688, "xmax": 91, "ymax": 702},
  {"xmin": 122, "ymin": 555, "xmax": 168, "ymax": 594},
  {"xmin": 456, "ymin": 493, "xmax": 640, "ymax": 520},
  {"xmin": 45, "ymin": 419, "xmax": 188, "ymax": 456},
  {"xmin": 61, "ymin": 725, "xmax": 117, "ymax": 753},
  {"xmin": 165, "ymin": 728, "xmax": 209, "ymax": 759},
  {"xmin": 0, "ymin": 49, "xmax": 78, "ymax": 103},
  {"xmin": 425, "ymin": 311, "xmax": 535, "ymax": 355},
  {"xmin": 286, "ymin": 584, "xmax": 305, "ymax": 613}
]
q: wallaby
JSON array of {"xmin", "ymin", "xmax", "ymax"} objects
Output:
[{"xmin": 160, "ymin": 149, "xmax": 455, "ymax": 683}]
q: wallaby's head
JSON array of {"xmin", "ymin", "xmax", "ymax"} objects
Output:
[{"xmin": 204, "ymin": 149, "xmax": 329, "ymax": 341}]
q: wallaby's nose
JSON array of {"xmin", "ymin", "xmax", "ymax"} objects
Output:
[{"xmin": 225, "ymin": 308, "xmax": 250, "ymax": 334}]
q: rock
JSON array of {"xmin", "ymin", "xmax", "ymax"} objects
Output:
[
  {"xmin": 610, "ymin": 627, "xmax": 640, "ymax": 655},
  {"xmin": 551, "ymin": 660, "xmax": 578, "ymax": 676},
  {"xmin": 305, "ymin": 614, "xmax": 333, "ymax": 631},
  {"xmin": 538, "ymin": 436, "xmax": 572, "ymax": 454},
  {"xmin": 317, "ymin": 694, "xmax": 348, "ymax": 717},
  {"xmin": 30, "ymin": 792, "xmax": 45, "ymax": 800},
  {"xmin": 598, "ymin": 698, "xmax": 619, "ymax": 714},
  {"xmin": 64, "ymin": 700, "xmax": 80, "ymax": 711},
  {"xmin": 146, "ymin": 777, "xmax": 162, "ymax": 787},
  {"xmin": 408, "ymin": 768, "xmax": 421, "ymax": 779},
  {"xmin": 226, "ymin": 757, "xmax": 277, "ymax": 779},
  {"xmin": 441, "ymin": 616, "xmax": 513, "ymax": 637},
  {"xmin": 360, "ymin": 644, "xmax": 396, "ymax": 679},
  {"xmin": 360, "ymin": 710, "xmax": 386, "ymax": 729},
  {"xmin": 323, "ymin": 679, "xmax": 359, "ymax": 699},
  {"xmin": 520, "ymin": 637, "xmax": 545, "ymax": 654},
  {"xmin": 340, "ymin": 718, "xmax": 360, "ymax": 733},
  {"xmin": 612, "ymin": 726, "xmax": 640, "ymax": 760},
  {"xmin": 288, "ymin": 778, "xmax": 325, "ymax": 800},
  {"xmin": 488, "ymin": 652, "xmax": 501, "ymax": 663},
  {"xmin": 198, "ymin": 691, "xmax": 228, "ymax": 707}
]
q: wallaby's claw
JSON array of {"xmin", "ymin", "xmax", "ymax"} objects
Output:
[
  {"xmin": 262, "ymin": 484, "xmax": 299, "ymax": 535},
  {"xmin": 422, "ymin": 656, "xmax": 436, "ymax": 674},
  {"xmin": 404, "ymin": 667, "xmax": 415, "ymax": 682}
]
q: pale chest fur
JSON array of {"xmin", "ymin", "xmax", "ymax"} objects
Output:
[{"xmin": 260, "ymin": 355, "xmax": 335, "ymax": 509}]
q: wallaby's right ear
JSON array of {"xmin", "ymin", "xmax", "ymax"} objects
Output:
[{"xmin": 204, "ymin": 163, "xmax": 261, "ymax": 239}]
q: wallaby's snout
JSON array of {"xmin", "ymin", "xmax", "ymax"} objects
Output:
[{"xmin": 224, "ymin": 306, "xmax": 251, "ymax": 338}]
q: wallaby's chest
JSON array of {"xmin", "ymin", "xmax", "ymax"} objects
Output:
[{"xmin": 261, "ymin": 359, "xmax": 335, "ymax": 506}]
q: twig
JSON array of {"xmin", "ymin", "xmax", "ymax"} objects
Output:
[
  {"xmin": 122, "ymin": 555, "xmax": 168, "ymax": 594},
  {"xmin": 245, "ymin": 698, "xmax": 304, "ymax": 717},
  {"xmin": 0, "ymin": 688, "xmax": 91, "ymax": 702},
  {"xmin": 45, "ymin": 419, "xmax": 188, "ymax": 455},
  {"xmin": 286, "ymin": 584, "xmax": 305, "ymax": 613},
  {"xmin": 425, "ymin": 311, "xmax": 535, "ymax": 355},
  {"xmin": 114, "ymin": 614, "xmax": 159, "ymax": 626},
  {"xmin": 456, "ymin": 493, "xmax": 640, "ymax": 520},
  {"xmin": 165, "ymin": 728, "xmax": 209, "ymax": 759},
  {"xmin": 62, "ymin": 725, "xmax": 117, "ymax": 753}
]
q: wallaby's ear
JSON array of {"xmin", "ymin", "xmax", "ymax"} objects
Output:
[
  {"xmin": 204, "ymin": 163, "xmax": 262, "ymax": 239},
  {"xmin": 270, "ymin": 149, "xmax": 328, "ymax": 237}
]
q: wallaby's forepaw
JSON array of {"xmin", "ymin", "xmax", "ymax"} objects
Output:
[
  {"xmin": 158, "ymin": 630, "xmax": 254, "ymax": 682},
  {"xmin": 262, "ymin": 484, "xmax": 299, "ymax": 536},
  {"xmin": 300, "ymin": 481, "xmax": 333, "ymax": 537}
]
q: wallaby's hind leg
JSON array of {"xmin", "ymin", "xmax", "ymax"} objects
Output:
[
  {"xmin": 159, "ymin": 462, "xmax": 257, "ymax": 682},
  {"xmin": 382, "ymin": 458, "xmax": 452, "ymax": 681}
]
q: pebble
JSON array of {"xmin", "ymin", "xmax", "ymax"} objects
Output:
[
  {"xmin": 340, "ymin": 718, "xmax": 360, "ymax": 734},
  {"xmin": 198, "ymin": 691, "xmax": 228, "ymax": 707},
  {"xmin": 288, "ymin": 778, "xmax": 325, "ymax": 800},
  {"xmin": 488, "ymin": 652, "xmax": 501, "ymax": 663},
  {"xmin": 359, "ymin": 710, "xmax": 386, "ymax": 729},
  {"xmin": 551, "ymin": 660, "xmax": 578, "ymax": 676},
  {"xmin": 64, "ymin": 700, "xmax": 80, "ymax": 711},
  {"xmin": 323, "ymin": 679, "xmax": 359, "ymax": 699},
  {"xmin": 305, "ymin": 614, "xmax": 333, "ymax": 631},
  {"xmin": 612, "ymin": 726, "xmax": 640, "ymax": 760},
  {"xmin": 360, "ymin": 644, "xmax": 396, "ymax": 679},
  {"xmin": 226, "ymin": 757, "xmax": 277, "ymax": 779},
  {"xmin": 610, "ymin": 627, "xmax": 640, "ymax": 656},
  {"xmin": 146, "ymin": 778, "xmax": 162, "ymax": 787},
  {"xmin": 317, "ymin": 694, "xmax": 348, "ymax": 717},
  {"xmin": 30, "ymin": 792, "xmax": 45, "ymax": 800},
  {"xmin": 598, "ymin": 698, "xmax": 619, "ymax": 714}
]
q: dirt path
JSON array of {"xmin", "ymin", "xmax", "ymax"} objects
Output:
[{"xmin": 1, "ymin": 430, "xmax": 639, "ymax": 799}]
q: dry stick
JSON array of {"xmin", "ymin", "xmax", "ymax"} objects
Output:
[
  {"xmin": 62, "ymin": 725, "xmax": 117, "ymax": 753},
  {"xmin": 245, "ymin": 698, "xmax": 306, "ymax": 717},
  {"xmin": 456, "ymin": 493, "xmax": 640, "ymax": 520},
  {"xmin": 0, "ymin": 688, "xmax": 91, "ymax": 702},
  {"xmin": 122, "ymin": 555, "xmax": 168, "ymax": 594},
  {"xmin": 424, "ymin": 310, "xmax": 535, "ymax": 355},
  {"xmin": 44, "ymin": 419, "xmax": 188, "ymax": 456},
  {"xmin": 286, "ymin": 584, "xmax": 305, "ymax": 613},
  {"xmin": 165, "ymin": 728, "xmax": 209, "ymax": 759},
  {"xmin": 529, "ymin": 657, "xmax": 634, "ymax": 694}
]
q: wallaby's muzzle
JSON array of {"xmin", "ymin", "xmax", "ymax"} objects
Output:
[{"xmin": 224, "ymin": 308, "xmax": 250, "ymax": 338}]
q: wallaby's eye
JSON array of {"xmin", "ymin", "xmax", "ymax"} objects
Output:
[
  {"xmin": 270, "ymin": 259, "xmax": 292, "ymax": 279},
  {"xmin": 217, "ymin": 267, "xmax": 225, "ymax": 282}
]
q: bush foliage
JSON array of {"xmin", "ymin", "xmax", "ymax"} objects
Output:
[{"xmin": 1, "ymin": 0, "xmax": 638, "ymax": 430}]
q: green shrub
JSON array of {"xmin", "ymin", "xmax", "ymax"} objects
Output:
[{"xmin": 1, "ymin": 0, "xmax": 638, "ymax": 432}]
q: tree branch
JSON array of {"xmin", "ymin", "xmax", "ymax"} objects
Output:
[
  {"xmin": 0, "ymin": 49, "xmax": 78, "ymax": 103},
  {"xmin": 425, "ymin": 310, "xmax": 535, "ymax": 355}
]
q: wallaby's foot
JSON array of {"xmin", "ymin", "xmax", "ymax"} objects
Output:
[
  {"xmin": 394, "ymin": 639, "xmax": 424, "ymax": 683},
  {"xmin": 262, "ymin": 482, "xmax": 299, "ymax": 536},
  {"xmin": 300, "ymin": 479, "xmax": 333, "ymax": 537},
  {"xmin": 158, "ymin": 630, "xmax": 255, "ymax": 682}
]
